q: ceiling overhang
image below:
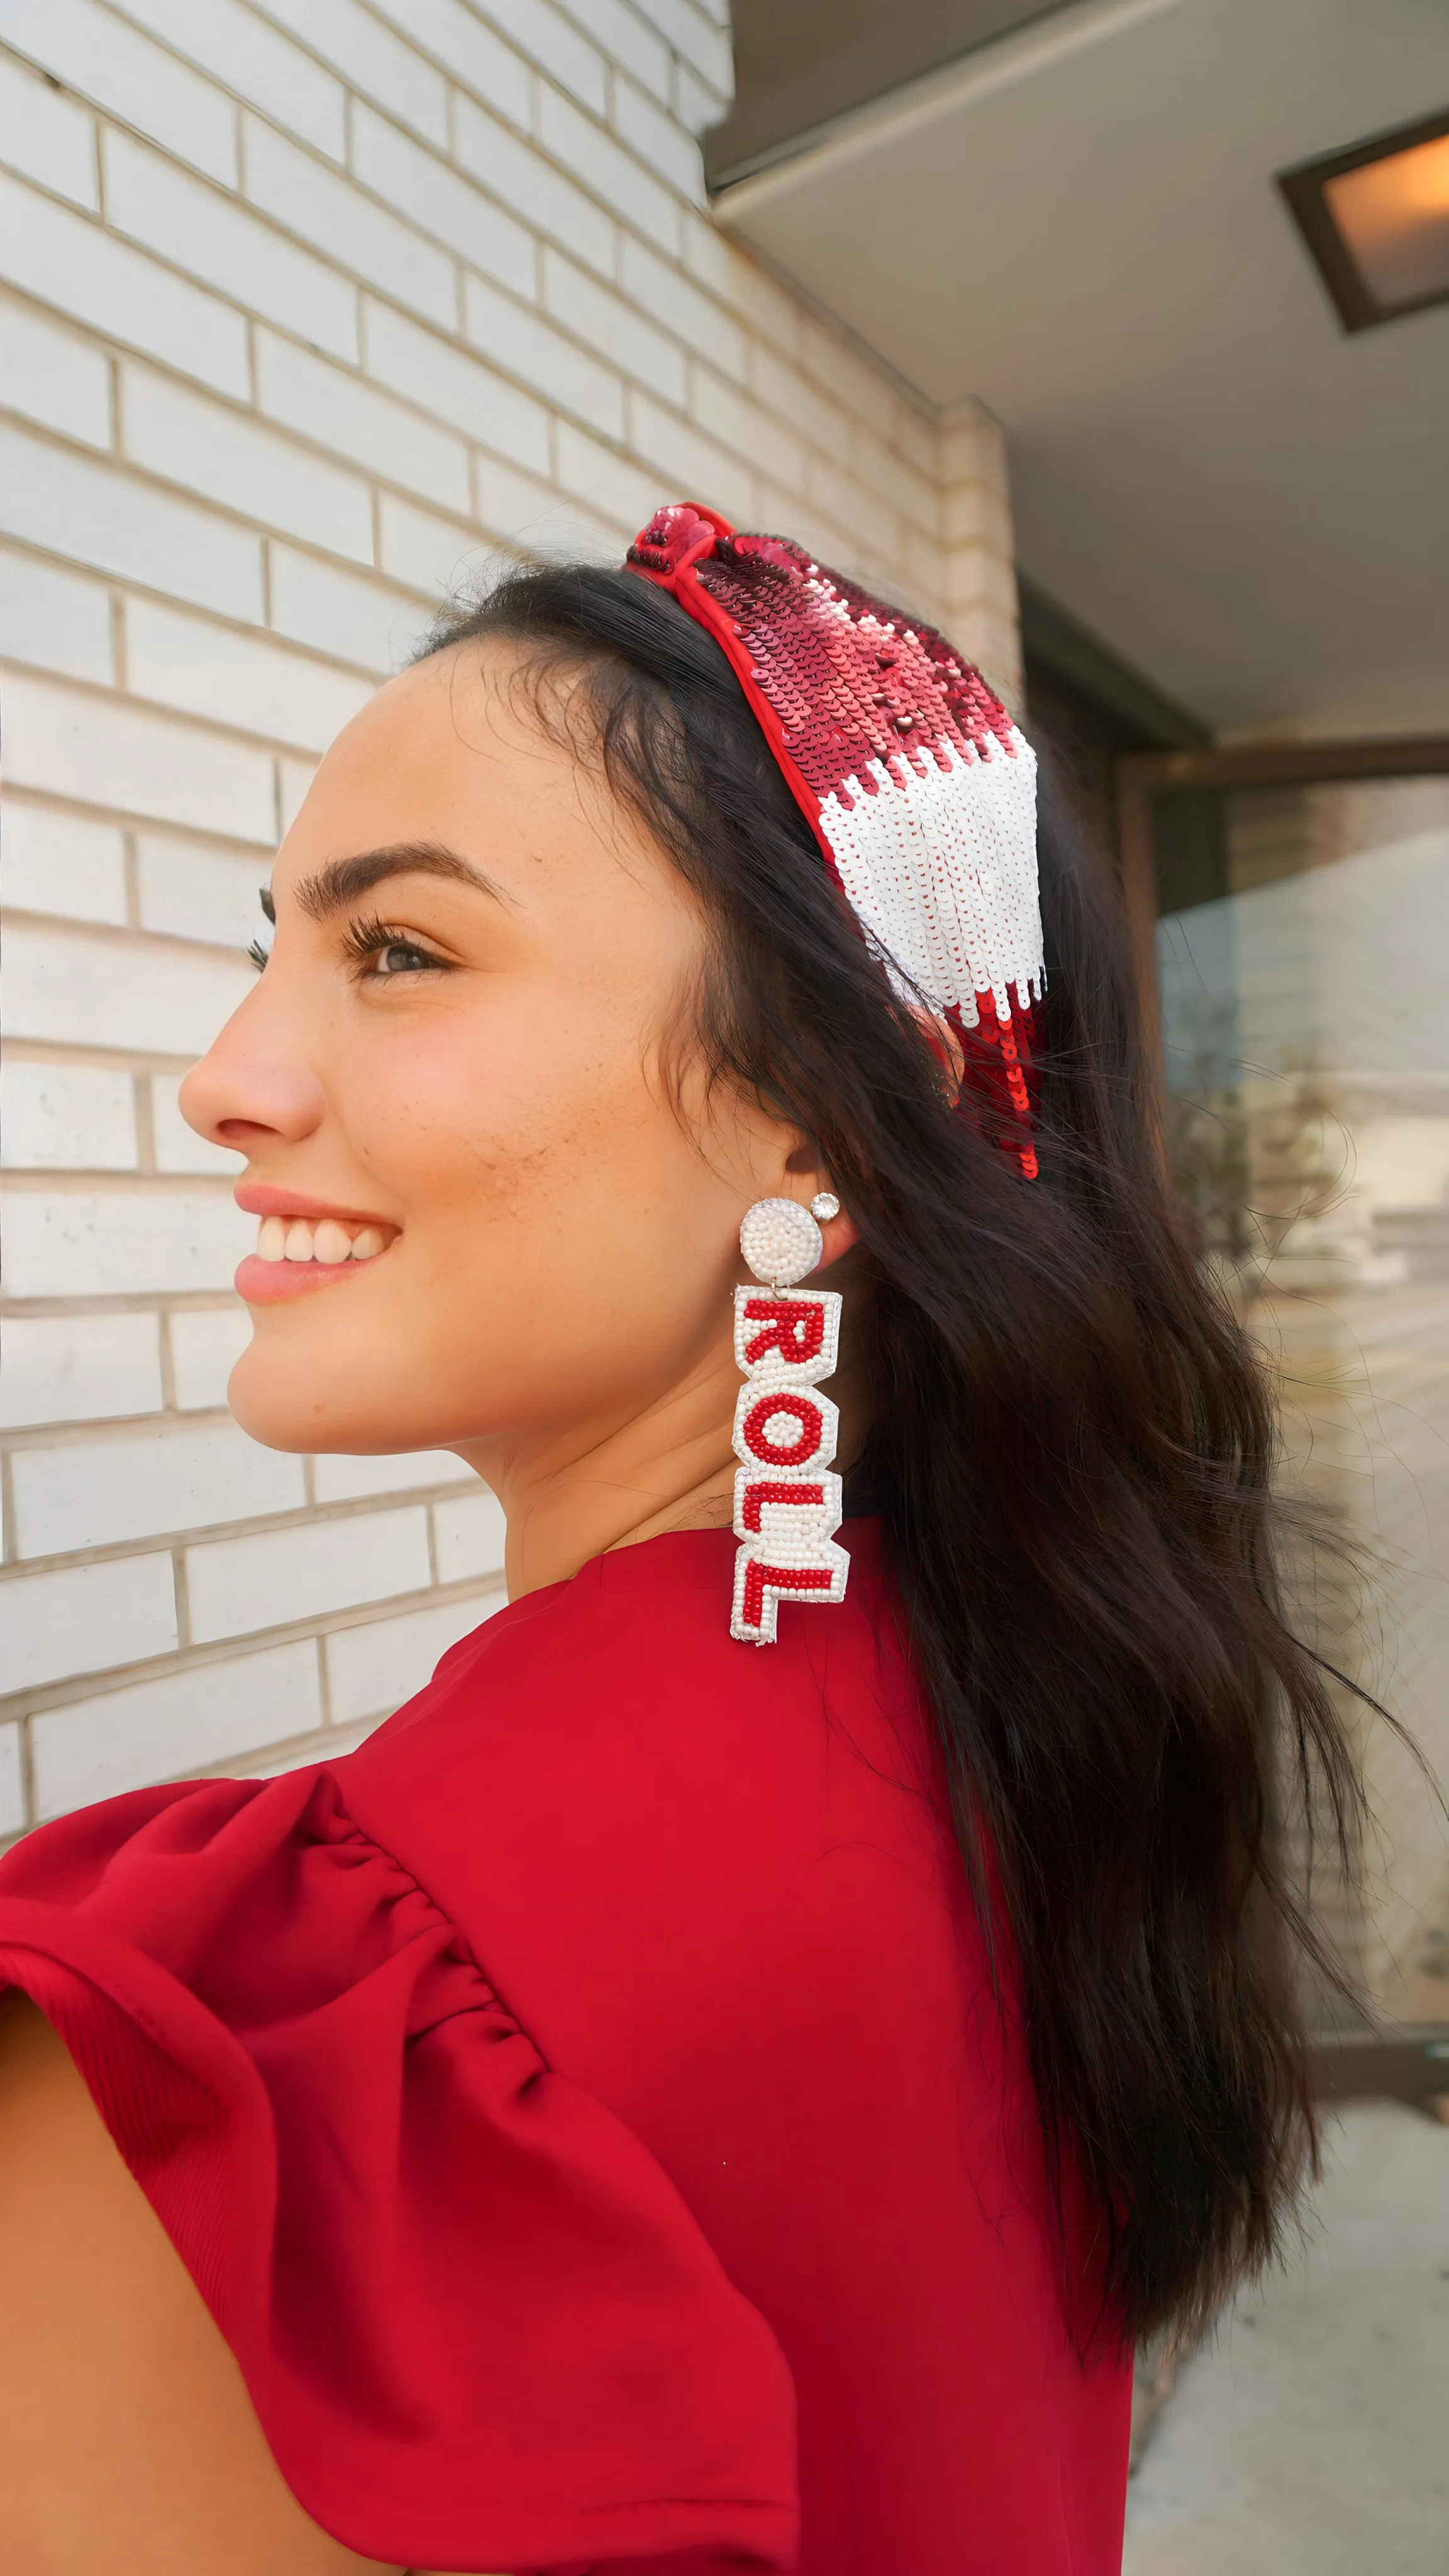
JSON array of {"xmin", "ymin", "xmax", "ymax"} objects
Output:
[{"xmin": 711, "ymin": 0, "xmax": 1449, "ymax": 741}]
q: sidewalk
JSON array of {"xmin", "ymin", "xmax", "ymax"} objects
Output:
[{"xmin": 1123, "ymin": 2102, "xmax": 1449, "ymax": 2576}]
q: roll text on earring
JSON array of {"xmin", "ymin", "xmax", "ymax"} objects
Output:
[{"xmin": 730, "ymin": 1198, "xmax": 850, "ymax": 1646}]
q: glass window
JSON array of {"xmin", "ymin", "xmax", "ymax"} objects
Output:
[{"xmin": 1153, "ymin": 773, "xmax": 1449, "ymax": 2018}]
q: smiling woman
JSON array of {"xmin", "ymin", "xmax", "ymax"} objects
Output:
[{"xmin": 0, "ymin": 513, "xmax": 1368, "ymax": 2576}]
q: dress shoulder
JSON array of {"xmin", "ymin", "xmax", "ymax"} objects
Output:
[{"xmin": 0, "ymin": 1766, "xmax": 797, "ymax": 2574}]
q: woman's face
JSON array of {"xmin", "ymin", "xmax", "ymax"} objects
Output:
[{"xmin": 181, "ymin": 642, "xmax": 801, "ymax": 1472}]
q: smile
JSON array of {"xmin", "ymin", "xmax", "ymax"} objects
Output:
[{"xmin": 235, "ymin": 1212, "xmax": 397, "ymax": 1304}]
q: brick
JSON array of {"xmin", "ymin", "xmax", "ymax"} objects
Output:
[
  {"xmin": 0, "ymin": 0, "xmax": 238, "ymax": 185},
  {"xmin": 118, "ymin": 0, "xmax": 347, "ymax": 162},
  {"xmin": 255, "ymin": 331, "xmax": 471, "ymax": 517},
  {"xmin": 325, "ymin": 1590, "xmax": 501, "ymax": 1725},
  {"xmin": 168, "ymin": 1305, "xmax": 252, "ymax": 1411},
  {"xmin": 542, "ymin": 248, "xmax": 686, "ymax": 407},
  {"xmin": 800, "ymin": 317, "xmax": 896, "ymax": 443},
  {"xmin": 804, "ymin": 452, "xmax": 898, "ymax": 559},
  {"xmin": 612, "ymin": 76, "xmax": 702, "ymax": 203},
  {"xmin": 137, "ymin": 835, "xmax": 269, "ymax": 948},
  {"xmin": 463, "ymin": 272, "xmax": 624, "ymax": 437},
  {"xmin": 8, "ymin": 1160, "xmax": 247, "ymax": 1322},
  {"xmin": 186, "ymin": 1503, "xmax": 433, "ymax": 1641},
  {"xmin": 2, "ymin": 802, "xmax": 129, "ymax": 924},
  {"xmin": 151, "ymin": 1072, "xmax": 244, "ymax": 1175},
  {"xmin": 121, "ymin": 365, "xmax": 375, "ymax": 564},
  {"xmin": 311, "ymin": 1450, "xmax": 475, "ymax": 1501},
  {"xmin": 3, "ymin": 674, "xmax": 277, "ymax": 838},
  {"xmin": 242, "ymin": 116, "xmax": 457, "ymax": 333},
  {"xmin": 553, "ymin": 0, "xmax": 669, "ymax": 105},
  {"xmin": 2, "ymin": 1061, "xmax": 138, "ymax": 1171},
  {"xmin": 13, "ymin": 1421, "xmax": 305, "ymax": 1560},
  {"xmin": 364, "ymin": 301, "xmax": 550, "ymax": 475},
  {"xmin": 472, "ymin": 452, "xmax": 617, "ymax": 553},
  {"xmin": 689, "ymin": 365, "xmax": 803, "ymax": 490},
  {"xmin": 538, "ymin": 88, "xmax": 679, "ymax": 250},
  {"xmin": 2, "ymin": 1550, "xmax": 178, "ymax": 1695},
  {"xmin": 0, "ymin": 295, "xmax": 112, "ymax": 447},
  {"xmin": 672, "ymin": 57, "xmax": 726, "ymax": 136},
  {"xmin": 365, "ymin": 0, "xmax": 531, "ymax": 129},
  {"xmin": 279, "ymin": 757, "xmax": 318, "ymax": 835},
  {"xmin": 848, "ymin": 426, "xmax": 937, "ymax": 538},
  {"xmin": 126, "ymin": 599, "xmax": 375, "ymax": 756},
  {"xmin": 477, "ymin": 0, "xmax": 605, "ymax": 115},
  {"xmin": 0, "ymin": 171, "xmax": 248, "ymax": 397},
  {"xmin": 552, "ymin": 421, "xmax": 660, "ymax": 535},
  {"xmin": 941, "ymin": 474, "xmax": 1011, "ymax": 552},
  {"xmin": 0, "ymin": 1724, "xmax": 21, "ymax": 1837},
  {"xmin": 628, "ymin": 390, "xmax": 752, "ymax": 523},
  {"xmin": 0, "ymin": 546, "xmax": 114, "ymax": 686},
  {"xmin": 250, "ymin": 0, "xmax": 449, "ymax": 150},
  {"xmin": 0, "ymin": 1312, "xmax": 165, "ymax": 1430},
  {"xmin": 376, "ymin": 493, "xmax": 485, "ymax": 599},
  {"xmin": 350, "ymin": 105, "xmax": 533, "ymax": 304},
  {"xmin": 0, "ymin": 47, "xmax": 97, "ymax": 209},
  {"xmin": 32, "ymin": 1640, "xmax": 321, "ymax": 1820},
  {"xmin": 432, "ymin": 1485, "xmax": 508, "ymax": 1582},
  {"xmin": 5, "ymin": 918, "xmax": 253, "ymax": 1054},
  {"xmin": 270, "ymin": 545, "xmax": 423, "ymax": 674},
  {"xmin": 453, "ymin": 96, "xmax": 614, "ymax": 279},
  {"xmin": 104, "ymin": 132, "xmax": 359, "ymax": 364},
  {"xmin": 0, "ymin": 419, "xmax": 264, "ymax": 621},
  {"xmin": 891, "ymin": 396, "xmax": 938, "ymax": 481},
  {"xmin": 626, "ymin": 0, "xmax": 733, "ymax": 96},
  {"xmin": 620, "ymin": 235, "xmax": 744, "ymax": 379},
  {"xmin": 747, "ymin": 341, "xmax": 847, "ymax": 462},
  {"xmin": 718, "ymin": 247, "xmax": 799, "ymax": 360}
]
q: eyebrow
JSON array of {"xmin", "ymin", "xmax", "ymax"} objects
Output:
[{"xmin": 279, "ymin": 841, "xmax": 511, "ymax": 924}]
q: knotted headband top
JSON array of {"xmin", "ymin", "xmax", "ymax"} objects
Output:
[{"xmin": 625, "ymin": 502, "xmax": 1043, "ymax": 1176}]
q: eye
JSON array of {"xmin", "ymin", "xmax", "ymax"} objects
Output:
[{"xmin": 341, "ymin": 914, "xmax": 452, "ymax": 982}]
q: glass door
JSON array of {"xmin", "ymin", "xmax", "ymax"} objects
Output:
[{"xmin": 1126, "ymin": 750, "xmax": 1449, "ymax": 2022}]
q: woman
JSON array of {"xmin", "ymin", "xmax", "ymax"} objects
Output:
[{"xmin": 0, "ymin": 508, "xmax": 1359, "ymax": 2574}]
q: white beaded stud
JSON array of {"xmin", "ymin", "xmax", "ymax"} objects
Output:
[
  {"xmin": 810, "ymin": 1191, "xmax": 841, "ymax": 1223},
  {"xmin": 739, "ymin": 1196, "xmax": 823, "ymax": 1289}
]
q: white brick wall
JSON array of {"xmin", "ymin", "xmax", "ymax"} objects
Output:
[{"xmin": 0, "ymin": 0, "xmax": 1019, "ymax": 1842}]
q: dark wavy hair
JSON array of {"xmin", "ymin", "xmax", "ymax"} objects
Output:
[{"xmin": 422, "ymin": 557, "xmax": 1369, "ymax": 2347}]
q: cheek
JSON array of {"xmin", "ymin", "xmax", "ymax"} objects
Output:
[{"xmin": 355, "ymin": 1003, "xmax": 691, "ymax": 1251}]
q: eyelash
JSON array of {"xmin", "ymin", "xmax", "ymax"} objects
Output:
[
  {"xmin": 245, "ymin": 914, "xmax": 452, "ymax": 978},
  {"xmin": 340, "ymin": 914, "xmax": 452, "ymax": 980}
]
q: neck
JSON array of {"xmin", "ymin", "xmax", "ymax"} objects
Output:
[{"xmin": 455, "ymin": 1259, "xmax": 867, "ymax": 1599}]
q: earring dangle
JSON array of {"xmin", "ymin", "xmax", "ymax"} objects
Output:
[{"xmin": 730, "ymin": 1195, "xmax": 850, "ymax": 1646}]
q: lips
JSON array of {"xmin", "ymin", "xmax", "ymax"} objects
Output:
[{"xmin": 235, "ymin": 1209, "xmax": 397, "ymax": 1305}]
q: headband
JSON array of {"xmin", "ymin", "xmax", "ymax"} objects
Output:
[{"xmin": 625, "ymin": 503, "xmax": 1043, "ymax": 1177}]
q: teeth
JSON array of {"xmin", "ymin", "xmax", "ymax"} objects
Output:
[{"xmin": 254, "ymin": 1214, "xmax": 391, "ymax": 1264}]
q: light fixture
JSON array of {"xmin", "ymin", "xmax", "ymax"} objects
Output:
[{"xmin": 1277, "ymin": 108, "xmax": 1449, "ymax": 333}]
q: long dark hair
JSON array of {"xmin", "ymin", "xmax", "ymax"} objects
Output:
[{"xmin": 423, "ymin": 558, "xmax": 1368, "ymax": 2346}]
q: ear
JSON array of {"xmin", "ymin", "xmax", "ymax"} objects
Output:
[{"xmin": 783, "ymin": 1141, "xmax": 861, "ymax": 1270}]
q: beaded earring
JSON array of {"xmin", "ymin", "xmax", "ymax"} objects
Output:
[{"xmin": 730, "ymin": 1193, "xmax": 850, "ymax": 1646}]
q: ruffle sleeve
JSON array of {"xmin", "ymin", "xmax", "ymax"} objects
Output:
[{"xmin": 0, "ymin": 1768, "xmax": 798, "ymax": 2574}]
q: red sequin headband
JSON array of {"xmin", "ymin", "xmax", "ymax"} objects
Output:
[{"xmin": 626, "ymin": 503, "xmax": 1043, "ymax": 1176}]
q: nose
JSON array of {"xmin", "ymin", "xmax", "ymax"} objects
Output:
[{"xmin": 179, "ymin": 980, "xmax": 327, "ymax": 1153}]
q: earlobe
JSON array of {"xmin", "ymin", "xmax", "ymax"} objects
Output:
[{"xmin": 814, "ymin": 1209, "xmax": 860, "ymax": 1270}]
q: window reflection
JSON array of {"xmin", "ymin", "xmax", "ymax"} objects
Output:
[{"xmin": 1154, "ymin": 775, "xmax": 1449, "ymax": 2019}]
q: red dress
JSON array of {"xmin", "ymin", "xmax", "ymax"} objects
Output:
[{"xmin": 0, "ymin": 1521, "xmax": 1130, "ymax": 2572}]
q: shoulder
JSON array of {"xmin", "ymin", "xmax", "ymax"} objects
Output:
[{"xmin": 343, "ymin": 1517, "xmax": 928, "ymax": 1878}]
